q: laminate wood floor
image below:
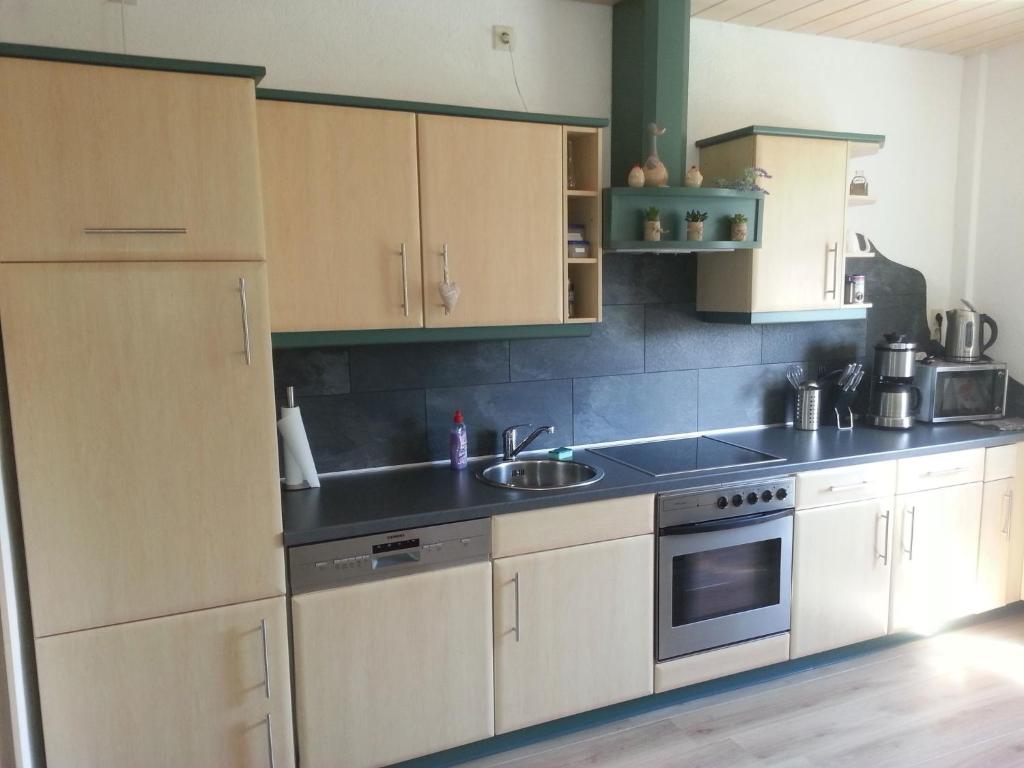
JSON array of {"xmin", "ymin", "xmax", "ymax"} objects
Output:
[{"xmin": 464, "ymin": 608, "xmax": 1024, "ymax": 768}]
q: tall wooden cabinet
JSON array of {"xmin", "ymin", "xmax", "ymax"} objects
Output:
[
  {"xmin": 257, "ymin": 101, "xmax": 424, "ymax": 331},
  {"xmin": 0, "ymin": 262, "xmax": 285, "ymax": 637},
  {"xmin": 0, "ymin": 57, "xmax": 264, "ymax": 262},
  {"xmin": 35, "ymin": 597, "xmax": 293, "ymax": 768}
]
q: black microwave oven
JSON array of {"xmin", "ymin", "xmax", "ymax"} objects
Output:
[{"xmin": 914, "ymin": 359, "xmax": 1008, "ymax": 422}]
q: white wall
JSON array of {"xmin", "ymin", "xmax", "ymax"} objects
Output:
[
  {"xmin": 956, "ymin": 42, "xmax": 1024, "ymax": 381},
  {"xmin": 687, "ymin": 18, "xmax": 965, "ymax": 310}
]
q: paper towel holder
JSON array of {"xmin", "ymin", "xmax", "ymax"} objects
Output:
[{"xmin": 280, "ymin": 386, "xmax": 319, "ymax": 491}]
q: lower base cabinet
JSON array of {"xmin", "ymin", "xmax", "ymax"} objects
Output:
[
  {"xmin": 291, "ymin": 561, "xmax": 494, "ymax": 768},
  {"xmin": 791, "ymin": 497, "xmax": 894, "ymax": 658},
  {"xmin": 976, "ymin": 477, "xmax": 1022, "ymax": 612},
  {"xmin": 492, "ymin": 535, "xmax": 654, "ymax": 734},
  {"xmin": 35, "ymin": 596, "xmax": 293, "ymax": 768},
  {"xmin": 889, "ymin": 483, "xmax": 983, "ymax": 634}
]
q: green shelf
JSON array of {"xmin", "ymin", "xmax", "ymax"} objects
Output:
[{"xmin": 604, "ymin": 187, "xmax": 765, "ymax": 253}]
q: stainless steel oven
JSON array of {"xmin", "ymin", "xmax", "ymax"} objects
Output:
[{"xmin": 656, "ymin": 478, "xmax": 794, "ymax": 662}]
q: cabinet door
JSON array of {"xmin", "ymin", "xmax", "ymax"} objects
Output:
[
  {"xmin": 976, "ymin": 478, "xmax": 1017, "ymax": 613},
  {"xmin": 0, "ymin": 58, "xmax": 264, "ymax": 262},
  {"xmin": 889, "ymin": 483, "xmax": 983, "ymax": 634},
  {"xmin": 257, "ymin": 100, "xmax": 424, "ymax": 331},
  {"xmin": 750, "ymin": 136, "xmax": 848, "ymax": 312},
  {"xmin": 792, "ymin": 497, "xmax": 894, "ymax": 658},
  {"xmin": 0, "ymin": 263, "xmax": 285, "ymax": 637},
  {"xmin": 35, "ymin": 597, "xmax": 293, "ymax": 768},
  {"xmin": 418, "ymin": 115, "xmax": 563, "ymax": 327},
  {"xmin": 493, "ymin": 536, "xmax": 653, "ymax": 734},
  {"xmin": 292, "ymin": 562, "xmax": 494, "ymax": 768}
]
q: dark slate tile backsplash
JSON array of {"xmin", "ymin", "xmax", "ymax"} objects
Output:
[{"xmin": 274, "ymin": 251, "xmax": 932, "ymax": 473}]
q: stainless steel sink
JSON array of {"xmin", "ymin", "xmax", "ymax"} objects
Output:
[{"xmin": 476, "ymin": 459, "xmax": 605, "ymax": 491}]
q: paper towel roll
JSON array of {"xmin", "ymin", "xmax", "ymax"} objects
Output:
[{"xmin": 278, "ymin": 405, "xmax": 320, "ymax": 489}]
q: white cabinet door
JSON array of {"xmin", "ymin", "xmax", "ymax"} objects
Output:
[
  {"xmin": 792, "ymin": 497, "xmax": 894, "ymax": 658},
  {"xmin": 890, "ymin": 483, "xmax": 983, "ymax": 634},
  {"xmin": 291, "ymin": 562, "xmax": 494, "ymax": 768},
  {"xmin": 976, "ymin": 478, "xmax": 1018, "ymax": 613},
  {"xmin": 35, "ymin": 597, "xmax": 293, "ymax": 768},
  {"xmin": 492, "ymin": 536, "xmax": 654, "ymax": 734}
]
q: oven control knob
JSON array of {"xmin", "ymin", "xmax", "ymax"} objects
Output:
[
  {"xmin": 761, "ymin": 490, "xmax": 773, "ymax": 503},
  {"xmin": 716, "ymin": 496, "xmax": 728, "ymax": 509},
  {"xmin": 775, "ymin": 487, "xmax": 788, "ymax": 501},
  {"xmin": 731, "ymin": 494, "xmax": 744, "ymax": 507},
  {"xmin": 747, "ymin": 492, "xmax": 759, "ymax": 505}
]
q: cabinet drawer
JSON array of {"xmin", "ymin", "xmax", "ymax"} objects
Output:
[
  {"xmin": 985, "ymin": 444, "xmax": 1019, "ymax": 482},
  {"xmin": 491, "ymin": 494, "xmax": 654, "ymax": 558},
  {"xmin": 796, "ymin": 461, "xmax": 897, "ymax": 509},
  {"xmin": 896, "ymin": 449, "xmax": 985, "ymax": 494}
]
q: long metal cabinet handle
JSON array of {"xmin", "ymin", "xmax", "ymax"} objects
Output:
[
  {"xmin": 238, "ymin": 277, "xmax": 252, "ymax": 366},
  {"xmin": 1003, "ymin": 490, "xmax": 1014, "ymax": 537},
  {"xmin": 879, "ymin": 509, "xmax": 891, "ymax": 566},
  {"xmin": 441, "ymin": 242, "xmax": 451, "ymax": 316},
  {"xmin": 925, "ymin": 466, "xmax": 969, "ymax": 477},
  {"xmin": 400, "ymin": 243, "xmax": 410, "ymax": 317},
  {"xmin": 83, "ymin": 227, "xmax": 187, "ymax": 234},
  {"xmin": 824, "ymin": 243, "xmax": 839, "ymax": 298},
  {"xmin": 259, "ymin": 618, "xmax": 271, "ymax": 698},
  {"xmin": 829, "ymin": 480, "xmax": 869, "ymax": 493},
  {"xmin": 264, "ymin": 713, "xmax": 276, "ymax": 768},
  {"xmin": 903, "ymin": 506, "xmax": 916, "ymax": 560},
  {"xmin": 512, "ymin": 571, "xmax": 521, "ymax": 642}
]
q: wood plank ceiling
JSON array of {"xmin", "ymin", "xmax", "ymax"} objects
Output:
[{"xmin": 583, "ymin": 0, "xmax": 1024, "ymax": 55}]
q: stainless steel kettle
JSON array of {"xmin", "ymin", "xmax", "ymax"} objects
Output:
[{"xmin": 945, "ymin": 299, "xmax": 998, "ymax": 362}]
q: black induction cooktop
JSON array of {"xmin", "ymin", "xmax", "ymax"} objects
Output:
[{"xmin": 588, "ymin": 436, "xmax": 784, "ymax": 478}]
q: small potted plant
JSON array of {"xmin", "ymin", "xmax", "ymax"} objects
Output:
[
  {"xmin": 729, "ymin": 213, "xmax": 748, "ymax": 241},
  {"xmin": 685, "ymin": 209, "xmax": 708, "ymax": 241},
  {"xmin": 643, "ymin": 206, "xmax": 665, "ymax": 241}
]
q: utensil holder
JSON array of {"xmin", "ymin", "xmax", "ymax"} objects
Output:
[{"xmin": 795, "ymin": 385, "xmax": 821, "ymax": 431}]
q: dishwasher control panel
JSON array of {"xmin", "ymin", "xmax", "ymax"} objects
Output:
[{"xmin": 288, "ymin": 517, "xmax": 491, "ymax": 594}]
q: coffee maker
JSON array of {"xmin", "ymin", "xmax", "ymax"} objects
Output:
[{"xmin": 867, "ymin": 334, "xmax": 920, "ymax": 430}]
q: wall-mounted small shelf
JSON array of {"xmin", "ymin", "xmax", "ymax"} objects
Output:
[
  {"xmin": 567, "ymin": 189, "xmax": 598, "ymax": 198},
  {"xmin": 604, "ymin": 186, "xmax": 765, "ymax": 253},
  {"xmin": 847, "ymin": 194, "xmax": 877, "ymax": 206},
  {"xmin": 565, "ymin": 127, "xmax": 603, "ymax": 323}
]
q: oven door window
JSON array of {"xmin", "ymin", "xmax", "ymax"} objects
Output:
[
  {"xmin": 671, "ymin": 539, "xmax": 782, "ymax": 626},
  {"xmin": 934, "ymin": 371, "xmax": 1001, "ymax": 418}
]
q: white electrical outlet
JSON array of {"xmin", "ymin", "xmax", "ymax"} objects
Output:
[{"xmin": 493, "ymin": 25, "xmax": 514, "ymax": 51}]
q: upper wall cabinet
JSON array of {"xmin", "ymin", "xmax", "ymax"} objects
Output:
[
  {"xmin": 417, "ymin": 115, "xmax": 564, "ymax": 327},
  {"xmin": 0, "ymin": 57, "xmax": 265, "ymax": 262},
  {"xmin": 258, "ymin": 101, "xmax": 424, "ymax": 331},
  {"xmin": 695, "ymin": 127, "xmax": 884, "ymax": 323}
]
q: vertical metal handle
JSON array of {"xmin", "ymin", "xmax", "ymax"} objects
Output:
[
  {"xmin": 259, "ymin": 618, "xmax": 271, "ymax": 699},
  {"xmin": 824, "ymin": 243, "xmax": 839, "ymax": 298},
  {"xmin": 399, "ymin": 243, "xmax": 409, "ymax": 317},
  {"xmin": 264, "ymin": 713, "xmax": 276, "ymax": 768},
  {"xmin": 878, "ymin": 509, "xmax": 891, "ymax": 566},
  {"xmin": 903, "ymin": 506, "xmax": 916, "ymax": 560},
  {"xmin": 512, "ymin": 571, "xmax": 521, "ymax": 642},
  {"xmin": 238, "ymin": 277, "xmax": 252, "ymax": 366},
  {"xmin": 1003, "ymin": 490, "xmax": 1014, "ymax": 537},
  {"xmin": 441, "ymin": 242, "xmax": 451, "ymax": 316}
]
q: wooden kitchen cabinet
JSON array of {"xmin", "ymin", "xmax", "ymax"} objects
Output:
[
  {"xmin": 492, "ymin": 535, "xmax": 653, "ymax": 734},
  {"xmin": 0, "ymin": 57, "xmax": 264, "ymax": 262},
  {"xmin": 889, "ymin": 483, "xmax": 983, "ymax": 633},
  {"xmin": 975, "ymin": 477, "xmax": 1021, "ymax": 613},
  {"xmin": 291, "ymin": 562, "xmax": 494, "ymax": 768},
  {"xmin": 257, "ymin": 99, "xmax": 424, "ymax": 331},
  {"xmin": 791, "ymin": 497, "xmax": 895, "ymax": 658},
  {"xmin": 0, "ymin": 262, "xmax": 285, "ymax": 637},
  {"xmin": 418, "ymin": 114, "xmax": 563, "ymax": 327},
  {"xmin": 35, "ymin": 596, "xmax": 293, "ymax": 768}
]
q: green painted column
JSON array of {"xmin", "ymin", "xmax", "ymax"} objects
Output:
[{"xmin": 611, "ymin": 0, "xmax": 691, "ymax": 187}]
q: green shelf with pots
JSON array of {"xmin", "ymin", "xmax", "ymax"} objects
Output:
[{"xmin": 603, "ymin": 187, "xmax": 765, "ymax": 253}]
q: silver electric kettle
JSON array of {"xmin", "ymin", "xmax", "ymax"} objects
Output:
[{"xmin": 945, "ymin": 299, "xmax": 997, "ymax": 362}]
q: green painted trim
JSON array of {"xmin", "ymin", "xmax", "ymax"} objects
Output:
[
  {"xmin": 702, "ymin": 307, "xmax": 870, "ymax": 324},
  {"xmin": 696, "ymin": 125, "xmax": 885, "ymax": 149},
  {"xmin": 0, "ymin": 42, "xmax": 265, "ymax": 82},
  {"xmin": 606, "ymin": 240, "xmax": 760, "ymax": 252},
  {"xmin": 272, "ymin": 324, "xmax": 594, "ymax": 348},
  {"xmin": 255, "ymin": 88, "xmax": 607, "ymax": 128},
  {"xmin": 608, "ymin": 186, "xmax": 764, "ymax": 199}
]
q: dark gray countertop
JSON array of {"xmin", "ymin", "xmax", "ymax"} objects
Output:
[{"xmin": 282, "ymin": 423, "xmax": 1023, "ymax": 547}]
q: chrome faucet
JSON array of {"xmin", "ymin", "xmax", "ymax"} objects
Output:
[{"xmin": 502, "ymin": 424, "xmax": 555, "ymax": 461}]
